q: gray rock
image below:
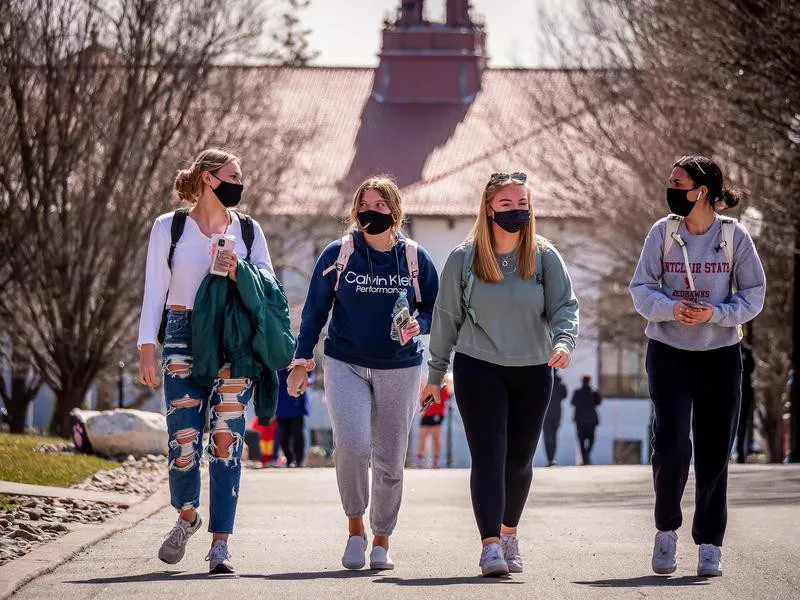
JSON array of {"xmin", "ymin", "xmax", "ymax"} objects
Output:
[
  {"xmin": 17, "ymin": 522, "xmax": 43, "ymax": 535},
  {"xmin": 25, "ymin": 508, "xmax": 44, "ymax": 520},
  {"xmin": 41, "ymin": 523, "xmax": 69, "ymax": 533},
  {"xmin": 9, "ymin": 529, "xmax": 40, "ymax": 541}
]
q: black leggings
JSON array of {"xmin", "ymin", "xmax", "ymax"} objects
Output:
[
  {"xmin": 647, "ymin": 340, "xmax": 742, "ymax": 546},
  {"xmin": 453, "ymin": 353, "xmax": 553, "ymax": 540}
]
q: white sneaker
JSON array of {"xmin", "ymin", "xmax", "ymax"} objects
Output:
[
  {"xmin": 500, "ymin": 533, "xmax": 523, "ymax": 573},
  {"xmin": 652, "ymin": 530, "xmax": 678, "ymax": 575},
  {"xmin": 369, "ymin": 545, "xmax": 395, "ymax": 570},
  {"xmin": 342, "ymin": 535, "xmax": 367, "ymax": 570},
  {"xmin": 479, "ymin": 542, "xmax": 509, "ymax": 577},
  {"xmin": 697, "ymin": 544, "xmax": 723, "ymax": 577}
]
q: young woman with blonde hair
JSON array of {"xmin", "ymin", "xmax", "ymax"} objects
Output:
[
  {"xmin": 287, "ymin": 176, "xmax": 439, "ymax": 571},
  {"xmin": 420, "ymin": 172, "xmax": 579, "ymax": 577},
  {"xmin": 138, "ymin": 148, "xmax": 273, "ymax": 574}
]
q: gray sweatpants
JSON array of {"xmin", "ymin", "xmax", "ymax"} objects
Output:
[{"xmin": 323, "ymin": 356, "xmax": 421, "ymax": 536}]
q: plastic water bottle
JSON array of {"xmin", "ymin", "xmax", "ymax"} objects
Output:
[{"xmin": 389, "ymin": 290, "xmax": 410, "ymax": 342}]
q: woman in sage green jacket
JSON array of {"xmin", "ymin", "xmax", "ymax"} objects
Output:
[{"xmin": 420, "ymin": 172, "xmax": 579, "ymax": 578}]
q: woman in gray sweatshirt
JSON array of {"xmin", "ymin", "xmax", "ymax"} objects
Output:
[
  {"xmin": 420, "ymin": 172, "xmax": 579, "ymax": 577},
  {"xmin": 630, "ymin": 155, "xmax": 766, "ymax": 579}
]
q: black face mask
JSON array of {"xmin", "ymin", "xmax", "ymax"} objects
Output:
[
  {"xmin": 357, "ymin": 210, "xmax": 394, "ymax": 235},
  {"xmin": 210, "ymin": 173, "xmax": 244, "ymax": 208},
  {"xmin": 666, "ymin": 187, "xmax": 700, "ymax": 217},
  {"xmin": 491, "ymin": 209, "xmax": 531, "ymax": 233}
]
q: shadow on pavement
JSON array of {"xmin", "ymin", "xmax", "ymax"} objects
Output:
[
  {"xmin": 574, "ymin": 575, "xmax": 710, "ymax": 588},
  {"xmin": 66, "ymin": 571, "xmax": 231, "ymax": 584},
  {"xmin": 373, "ymin": 576, "xmax": 523, "ymax": 586},
  {"xmin": 241, "ymin": 570, "xmax": 377, "ymax": 581}
]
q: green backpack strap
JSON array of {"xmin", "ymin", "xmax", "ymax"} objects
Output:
[{"xmin": 461, "ymin": 242, "xmax": 477, "ymax": 323}]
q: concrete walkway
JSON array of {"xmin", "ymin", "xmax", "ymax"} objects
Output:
[
  {"xmin": 10, "ymin": 464, "xmax": 800, "ymax": 600},
  {"xmin": 0, "ymin": 481, "xmax": 142, "ymax": 507}
]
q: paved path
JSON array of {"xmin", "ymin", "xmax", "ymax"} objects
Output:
[
  {"xmin": 0, "ymin": 481, "xmax": 141, "ymax": 507},
  {"xmin": 11, "ymin": 464, "xmax": 800, "ymax": 600}
]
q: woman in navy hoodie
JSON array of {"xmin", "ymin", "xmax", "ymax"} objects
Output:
[{"xmin": 287, "ymin": 176, "xmax": 438, "ymax": 571}]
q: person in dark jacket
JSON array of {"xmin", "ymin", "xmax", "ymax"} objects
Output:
[
  {"xmin": 572, "ymin": 375, "xmax": 601, "ymax": 465},
  {"xmin": 735, "ymin": 343, "xmax": 756, "ymax": 464},
  {"xmin": 543, "ymin": 373, "xmax": 567, "ymax": 466},
  {"xmin": 276, "ymin": 368, "xmax": 313, "ymax": 467}
]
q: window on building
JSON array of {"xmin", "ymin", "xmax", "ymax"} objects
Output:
[
  {"xmin": 598, "ymin": 342, "xmax": 648, "ymax": 398},
  {"xmin": 597, "ymin": 279, "xmax": 649, "ymax": 399}
]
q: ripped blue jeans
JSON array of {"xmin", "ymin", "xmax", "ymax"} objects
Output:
[{"xmin": 162, "ymin": 310, "xmax": 253, "ymax": 534}]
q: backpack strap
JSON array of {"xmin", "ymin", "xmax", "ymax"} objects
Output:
[
  {"xmin": 167, "ymin": 208, "xmax": 189, "ymax": 269},
  {"xmin": 719, "ymin": 217, "xmax": 737, "ymax": 292},
  {"xmin": 404, "ymin": 238, "xmax": 422, "ymax": 303},
  {"xmin": 235, "ymin": 211, "xmax": 255, "ymax": 261},
  {"xmin": 322, "ymin": 234, "xmax": 355, "ymax": 291},
  {"xmin": 535, "ymin": 245, "xmax": 544, "ymax": 285},
  {"xmin": 662, "ymin": 214, "xmax": 683, "ymax": 265},
  {"xmin": 461, "ymin": 242, "xmax": 477, "ymax": 323}
]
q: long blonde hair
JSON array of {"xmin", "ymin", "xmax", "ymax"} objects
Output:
[
  {"xmin": 467, "ymin": 180, "xmax": 537, "ymax": 282},
  {"xmin": 174, "ymin": 148, "xmax": 240, "ymax": 204},
  {"xmin": 348, "ymin": 176, "xmax": 405, "ymax": 241}
]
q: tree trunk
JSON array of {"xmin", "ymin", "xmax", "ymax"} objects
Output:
[
  {"xmin": 49, "ymin": 387, "xmax": 88, "ymax": 439},
  {"xmin": 6, "ymin": 375, "xmax": 31, "ymax": 434}
]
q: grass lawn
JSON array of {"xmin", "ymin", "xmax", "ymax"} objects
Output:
[{"xmin": 0, "ymin": 433, "xmax": 118, "ymax": 488}]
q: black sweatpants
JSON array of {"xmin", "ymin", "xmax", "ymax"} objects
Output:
[
  {"xmin": 543, "ymin": 420, "xmax": 559, "ymax": 463},
  {"xmin": 277, "ymin": 416, "xmax": 306, "ymax": 466},
  {"xmin": 576, "ymin": 423, "xmax": 596, "ymax": 465},
  {"xmin": 453, "ymin": 353, "xmax": 553, "ymax": 540},
  {"xmin": 646, "ymin": 339, "xmax": 742, "ymax": 546}
]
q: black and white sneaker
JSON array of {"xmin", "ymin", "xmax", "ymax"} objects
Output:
[{"xmin": 206, "ymin": 540, "xmax": 235, "ymax": 574}]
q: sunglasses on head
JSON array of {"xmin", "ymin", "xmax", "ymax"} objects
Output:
[{"xmin": 487, "ymin": 172, "xmax": 528, "ymax": 186}]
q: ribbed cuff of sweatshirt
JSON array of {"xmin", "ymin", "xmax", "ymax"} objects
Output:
[
  {"xmin": 552, "ymin": 336, "xmax": 575, "ymax": 355},
  {"xmin": 427, "ymin": 367, "xmax": 446, "ymax": 387},
  {"xmin": 709, "ymin": 306, "xmax": 724, "ymax": 324}
]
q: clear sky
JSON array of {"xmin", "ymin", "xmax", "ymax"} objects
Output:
[{"xmin": 300, "ymin": 0, "xmax": 571, "ymax": 68}]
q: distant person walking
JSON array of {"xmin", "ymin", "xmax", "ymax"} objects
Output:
[
  {"xmin": 572, "ymin": 375, "xmax": 602, "ymax": 465},
  {"xmin": 420, "ymin": 171, "xmax": 579, "ymax": 577},
  {"xmin": 543, "ymin": 373, "xmax": 567, "ymax": 466},
  {"xmin": 416, "ymin": 382, "xmax": 450, "ymax": 468},
  {"xmin": 735, "ymin": 342, "xmax": 756, "ymax": 464},
  {"xmin": 276, "ymin": 368, "xmax": 313, "ymax": 467},
  {"xmin": 630, "ymin": 155, "xmax": 766, "ymax": 578}
]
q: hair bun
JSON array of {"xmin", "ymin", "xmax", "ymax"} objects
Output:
[
  {"xmin": 173, "ymin": 168, "xmax": 196, "ymax": 203},
  {"xmin": 719, "ymin": 188, "xmax": 741, "ymax": 209}
]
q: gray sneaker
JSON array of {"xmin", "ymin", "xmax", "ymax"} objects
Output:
[
  {"xmin": 342, "ymin": 536, "xmax": 367, "ymax": 570},
  {"xmin": 480, "ymin": 542, "xmax": 509, "ymax": 577},
  {"xmin": 158, "ymin": 514, "xmax": 202, "ymax": 564},
  {"xmin": 652, "ymin": 530, "xmax": 678, "ymax": 575},
  {"xmin": 206, "ymin": 540, "xmax": 234, "ymax": 574},
  {"xmin": 501, "ymin": 534, "xmax": 523, "ymax": 573},
  {"xmin": 697, "ymin": 544, "xmax": 722, "ymax": 577}
]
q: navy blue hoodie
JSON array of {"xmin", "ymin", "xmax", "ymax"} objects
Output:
[{"xmin": 295, "ymin": 232, "xmax": 439, "ymax": 369}]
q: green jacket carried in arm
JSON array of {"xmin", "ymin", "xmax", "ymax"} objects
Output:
[{"xmin": 191, "ymin": 260, "xmax": 295, "ymax": 421}]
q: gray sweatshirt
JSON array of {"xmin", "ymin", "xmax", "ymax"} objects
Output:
[
  {"xmin": 427, "ymin": 241, "xmax": 579, "ymax": 386},
  {"xmin": 629, "ymin": 216, "xmax": 766, "ymax": 351}
]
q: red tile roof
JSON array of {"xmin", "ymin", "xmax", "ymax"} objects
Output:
[{"xmin": 234, "ymin": 66, "xmax": 597, "ymax": 218}]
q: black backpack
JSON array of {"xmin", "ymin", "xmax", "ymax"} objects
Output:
[{"xmin": 157, "ymin": 208, "xmax": 256, "ymax": 344}]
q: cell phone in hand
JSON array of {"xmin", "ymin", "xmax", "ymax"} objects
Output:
[
  {"xmin": 419, "ymin": 394, "xmax": 435, "ymax": 415},
  {"xmin": 393, "ymin": 307, "xmax": 413, "ymax": 345}
]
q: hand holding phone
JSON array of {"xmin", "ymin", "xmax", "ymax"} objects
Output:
[{"xmin": 419, "ymin": 394, "xmax": 435, "ymax": 415}]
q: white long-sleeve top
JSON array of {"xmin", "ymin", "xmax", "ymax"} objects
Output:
[{"xmin": 137, "ymin": 211, "xmax": 274, "ymax": 347}]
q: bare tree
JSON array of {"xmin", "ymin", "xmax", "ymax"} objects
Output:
[
  {"xmin": 0, "ymin": 0, "xmax": 314, "ymax": 436},
  {"xmin": 528, "ymin": 0, "xmax": 799, "ymax": 460}
]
